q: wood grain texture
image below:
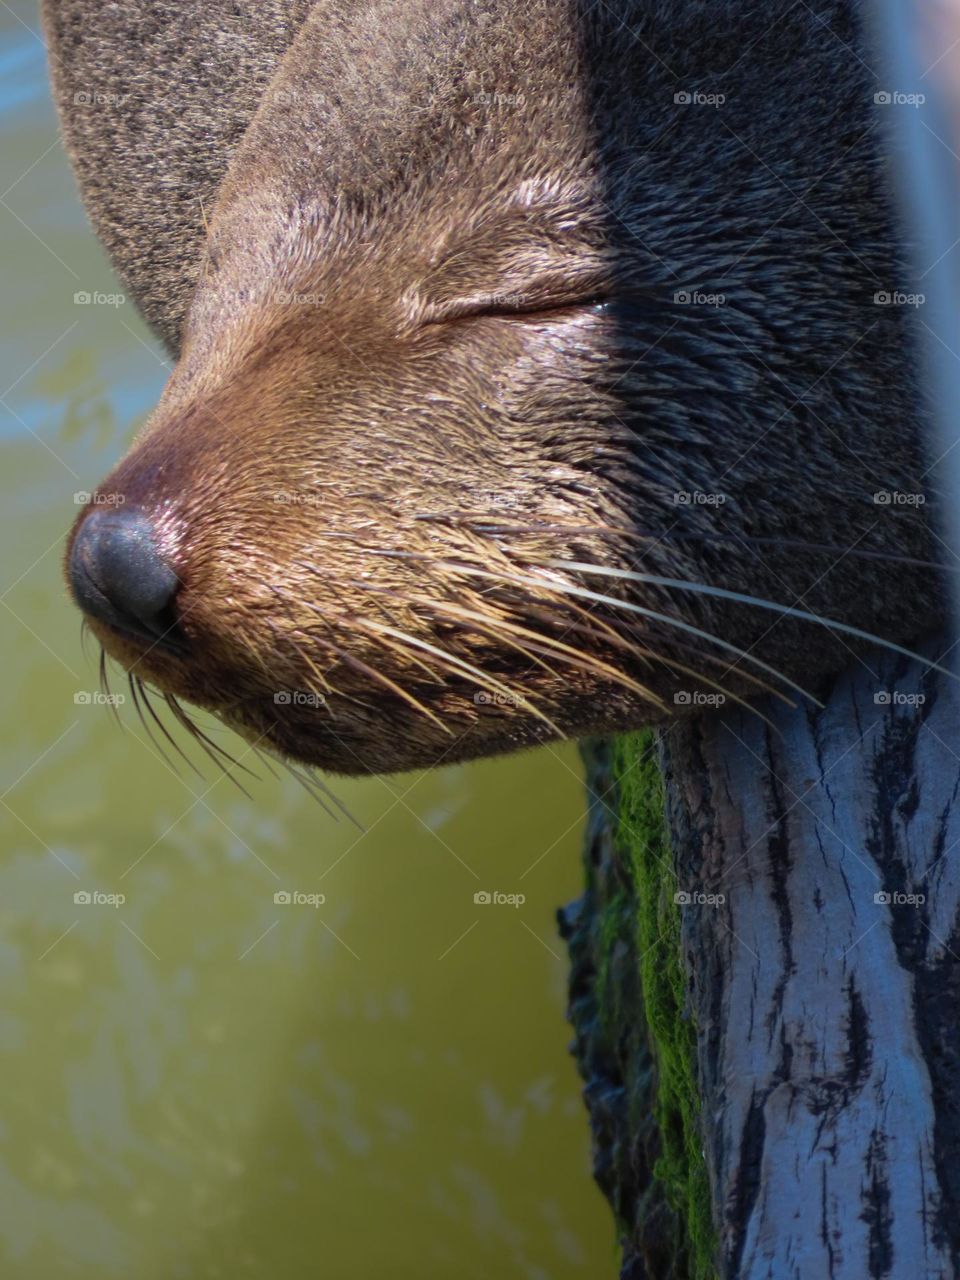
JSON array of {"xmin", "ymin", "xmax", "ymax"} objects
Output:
[{"xmin": 660, "ymin": 630, "xmax": 960, "ymax": 1279}]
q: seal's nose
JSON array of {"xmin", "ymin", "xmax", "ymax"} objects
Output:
[{"xmin": 69, "ymin": 506, "xmax": 185, "ymax": 652}]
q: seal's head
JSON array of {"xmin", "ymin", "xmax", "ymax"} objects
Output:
[{"xmin": 65, "ymin": 0, "xmax": 939, "ymax": 774}]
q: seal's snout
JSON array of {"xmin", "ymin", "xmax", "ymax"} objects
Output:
[{"xmin": 69, "ymin": 507, "xmax": 185, "ymax": 654}]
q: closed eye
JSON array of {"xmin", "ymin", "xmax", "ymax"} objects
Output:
[{"xmin": 421, "ymin": 292, "xmax": 663, "ymax": 327}]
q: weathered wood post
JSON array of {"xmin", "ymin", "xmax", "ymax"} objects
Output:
[{"xmin": 564, "ymin": 631, "xmax": 960, "ymax": 1278}]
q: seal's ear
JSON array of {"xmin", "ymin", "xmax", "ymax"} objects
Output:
[{"xmin": 40, "ymin": 0, "xmax": 314, "ymax": 353}]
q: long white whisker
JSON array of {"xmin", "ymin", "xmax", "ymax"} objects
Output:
[
  {"xmin": 429, "ymin": 561, "xmax": 820, "ymax": 704},
  {"xmin": 543, "ymin": 560, "xmax": 957, "ymax": 683}
]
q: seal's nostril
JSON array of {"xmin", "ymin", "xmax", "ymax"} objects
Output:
[{"xmin": 69, "ymin": 506, "xmax": 185, "ymax": 653}]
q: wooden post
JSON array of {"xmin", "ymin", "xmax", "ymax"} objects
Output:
[{"xmin": 564, "ymin": 630, "xmax": 960, "ymax": 1278}]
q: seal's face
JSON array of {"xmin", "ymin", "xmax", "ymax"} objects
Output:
[
  {"xmin": 67, "ymin": 179, "xmax": 687, "ymax": 772},
  {"xmin": 66, "ymin": 0, "xmax": 938, "ymax": 773}
]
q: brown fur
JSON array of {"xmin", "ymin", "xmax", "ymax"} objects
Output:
[{"xmin": 47, "ymin": 0, "xmax": 943, "ymax": 773}]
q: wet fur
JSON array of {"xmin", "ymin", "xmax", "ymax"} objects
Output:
[{"xmin": 46, "ymin": 0, "xmax": 942, "ymax": 773}]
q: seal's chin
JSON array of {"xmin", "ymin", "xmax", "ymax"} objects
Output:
[
  {"xmin": 84, "ymin": 618, "xmax": 463, "ymax": 776},
  {"xmin": 212, "ymin": 682, "xmax": 535, "ymax": 776}
]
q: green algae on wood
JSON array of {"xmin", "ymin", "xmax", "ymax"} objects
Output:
[
  {"xmin": 612, "ymin": 732, "xmax": 715, "ymax": 1279},
  {"xmin": 561, "ymin": 734, "xmax": 716, "ymax": 1279}
]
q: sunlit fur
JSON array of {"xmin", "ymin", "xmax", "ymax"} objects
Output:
[{"xmin": 51, "ymin": 0, "xmax": 942, "ymax": 773}]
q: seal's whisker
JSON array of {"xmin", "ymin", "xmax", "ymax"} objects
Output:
[
  {"xmin": 290, "ymin": 566, "xmax": 448, "ymax": 688},
  {"xmin": 283, "ymin": 760, "xmax": 366, "ymax": 831},
  {"xmin": 310, "ymin": 545, "xmax": 791, "ymax": 718},
  {"xmin": 248, "ymin": 741, "xmax": 341, "ymax": 822},
  {"xmin": 81, "ymin": 620, "xmax": 104, "ymax": 677},
  {"xmin": 428, "ymin": 559, "xmax": 820, "ymax": 706},
  {"xmin": 127, "ymin": 673, "xmax": 183, "ymax": 776},
  {"xmin": 163, "ymin": 693, "xmax": 258, "ymax": 796},
  {"xmin": 516, "ymin": 604, "xmax": 787, "ymax": 704},
  {"xmin": 98, "ymin": 648, "xmax": 126, "ymax": 732},
  {"xmin": 338, "ymin": 647, "xmax": 454, "ymax": 736},
  {"xmin": 348, "ymin": 615, "xmax": 563, "ymax": 734},
  {"xmin": 393, "ymin": 591, "xmax": 668, "ymax": 712},
  {"xmin": 249, "ymin": 731, "xmax": 361, "ymax": 831},
  {"xmin": 396, "ymin": 559, "xmax": 786, "ymax": 724},
  {"xmin": 295, "ymin": 562, "xmax": 557, "ymax": 723},
  {"xmin": 338, "ymin": 577, "xmax": 569, "ymax": 680},
  {"xmin": 362, "ymin": 598, "xmax": 450, "ymax": 686},
  {"xmin": 533, "ymin": 610, "xmax": 791, "ymax": 711},
  {"xmin": 266, "ymin": 590, "xmax": 340, "ymax": 698},
  {"xmin": 265, "ymin": 619, "xmax": 337, "ymax": 702},
  {"xmin": 541, "ymin": 560, "xmax": 959, "ymax": 684},
  {"xmin": 289, "ymin": 598, "xmax": 453, "ymax": 732},
  {"xmin": 136, "ymin": 678, "xmax": 206, "ymax": 780},
  {"xmin": 252, "ymin": 738, "xmax": 358, "ymax": 826}
]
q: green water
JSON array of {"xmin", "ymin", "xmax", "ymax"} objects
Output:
[{"xmin": 0, "ymin": 6, "xmax": 613, "ymax": 1276}]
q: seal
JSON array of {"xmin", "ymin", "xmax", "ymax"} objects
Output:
[{"xmin": 46, "ymin": 0, "xmax": 943, "ymax": 774}]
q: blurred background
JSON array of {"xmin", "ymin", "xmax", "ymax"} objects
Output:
[{"xmin": 0, "ymin": 3, "xmax": 613, "ymax": 1275}]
